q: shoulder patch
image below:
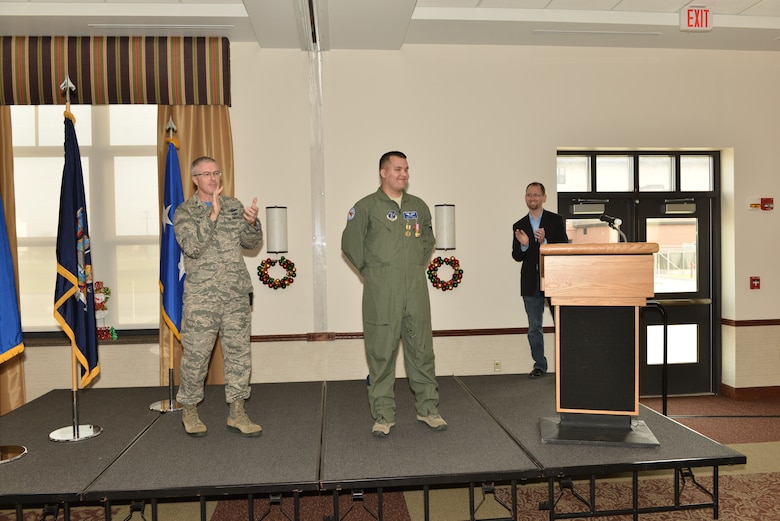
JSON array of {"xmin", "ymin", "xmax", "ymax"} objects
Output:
[{"xmin": 347, "ymin": 207, "xmax": 356, "ymax": 221}]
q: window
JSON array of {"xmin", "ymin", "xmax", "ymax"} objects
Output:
[{"xmin": 11, "ymin": 104, "xmax": 159, "ymax": 332}]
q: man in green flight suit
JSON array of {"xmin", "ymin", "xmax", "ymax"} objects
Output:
[{"xmin": 341, "ymin": 151, "xmax": 446, "ymax": 437}]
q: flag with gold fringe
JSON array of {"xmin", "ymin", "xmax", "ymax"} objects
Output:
[
  {"xmin": 0, "ymin": 193, "xmax": 24, "ymax": 364},
  {"xmin": 160, "ymin": 139, "xmax": 185, "ymax": 339},
  {"xmin": 53, "ymin": 113, "xmax": 99, "ymax": 387}
]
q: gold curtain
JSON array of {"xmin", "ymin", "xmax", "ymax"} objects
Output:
[
  {"xmin": 0, "ymin": 106, "xmax": 26, "ymax": 414},
  {"xmin": 157, "ymin": 105, "xmax": 234, "ymax": 387}
]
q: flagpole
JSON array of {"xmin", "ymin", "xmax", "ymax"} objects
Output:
[
  {"xmin": 150, "ymin": 326, "xmax": 181, "ymax": 412},
  {"xmin": 150, "ymin": 116, "xmax": 183, "ymax": 413},
  {"xmin": 49, "ymin": 76, "xmax": 102, "ymax": 443}
]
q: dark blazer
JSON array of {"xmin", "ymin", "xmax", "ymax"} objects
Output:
[{"xmin": 511, "ymin": 209, "xmax": 569, "ymax": 296}]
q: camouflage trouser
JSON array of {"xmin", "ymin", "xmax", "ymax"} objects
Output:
[{"xmin": 176, "ymin": 292, "xmax": 252, "ymax": 405}]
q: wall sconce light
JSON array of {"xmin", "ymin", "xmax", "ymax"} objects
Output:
[
  {"xmin": 266, "ymin": 206, "xmax": 288, "ymax": 254},
  {"xmin": 435, "ymin": 204, "xmax": 456, "ymax": 250}
]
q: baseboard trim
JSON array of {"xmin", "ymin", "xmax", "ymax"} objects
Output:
[
  {"xmin": 251, "ymin": 327, "xmax": 540, "ymax": 343},
  {"xmin": 720, "ymin": 383, "xmax": 780, "ymax": 400}
]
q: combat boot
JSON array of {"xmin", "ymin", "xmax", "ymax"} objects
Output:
[
  {"xmin": 182, "ymin": 404, "xmax": 207, "ymax": 437},
  {"xmin": 227, "ymin": 400, "xmax": 262, "ymax": 437}
]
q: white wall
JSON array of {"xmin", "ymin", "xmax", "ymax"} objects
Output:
[
  {"xmin": 23, "ymin": 43, "xmax": 780, "ymax": 401},
  {"xmin": 231, "ymin": 44, "xmax": 779, "ymax": 393},
  {"xmin": 230, "ymin": 44, "xmax": 780, "ymax": 335}
]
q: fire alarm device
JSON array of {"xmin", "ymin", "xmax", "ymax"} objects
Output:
[
  {"xmin": 761, "ymin": 198, "xmax": 774, "ymax": 211},
  {"xmin": 750, "ymin": 276, "xmax": 760, "ymax": 290}
]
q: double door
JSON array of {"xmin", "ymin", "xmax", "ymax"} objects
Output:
[{"xmin": 557, "ymin": 194, "xmax": 718, "ymax": 395}]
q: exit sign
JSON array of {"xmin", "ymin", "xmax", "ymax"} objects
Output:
[{"xmin": 680, "ymin": 6, "xmax": 713, "ymax": 32}]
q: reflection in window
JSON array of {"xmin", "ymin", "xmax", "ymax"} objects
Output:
[
  {"xmin": 557, "ymin": 155, "xmax": 590, "ymax": 192},
  {"xmin": 565, "ymin": 218, "xmax": 619, "ymax": 244},
  {"xmin": 647, "ymin": 218, "xmax": 697, "ymax": 293},
  {"xmin": 647, "ymin": 324, "xmax": 698, "ymax": 365}
]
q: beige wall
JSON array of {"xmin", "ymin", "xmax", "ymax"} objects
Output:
[
  {"xmin": 231, "ymin": 43, "xmax": 779, "ymax": 390},
  {"xmin": 22, "ymin": 43, "xmax": 780, "ymax": 401},
  {"xmin": 231, "ymin": 44, "xmax": 780, "ymax": 331}
]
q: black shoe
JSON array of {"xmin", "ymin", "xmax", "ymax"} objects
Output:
[{"xmin": 529, "ymin": 368, "xmax": 546, "ymax": 379}]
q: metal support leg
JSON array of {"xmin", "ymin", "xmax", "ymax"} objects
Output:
[
  {"xmin": 423, "ymin": 485, "xmax": 430, "ymax": 521},
  {"xmin": 254, "ymin": 493, "xmax": 293, "ymax": 521},
  {"xmin": 122, "ymin": 500, "xmax": 147, "ymax": 521},
  {"xmin": 336, "ymin": 489, "xmax": 379, "ymax": 521},
  {"xmin": 470, "ymin": 482, "xmax": 514, "ymax": 521},
  {"xmin": 39, "ymin": 504, "xmax": 59, "ymax": 520}
]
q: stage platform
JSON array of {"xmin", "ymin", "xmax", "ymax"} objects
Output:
[{"xmin": 0, "ymin": 375, "xmax": 746, "ymax": 520}]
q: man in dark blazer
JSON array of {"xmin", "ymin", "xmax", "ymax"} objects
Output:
[{"xmin": 511, "ymin": 182, "xmax": 569, "ymax": 378}]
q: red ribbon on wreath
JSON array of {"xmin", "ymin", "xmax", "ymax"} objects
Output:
[{"xmin": 427, "ymin": 256, "xmax": 463, "ymax": 291}]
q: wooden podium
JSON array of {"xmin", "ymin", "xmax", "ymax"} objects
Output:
[{"xmin": 538, "ymin": 242, "xmax": 660, "ymax": 447}]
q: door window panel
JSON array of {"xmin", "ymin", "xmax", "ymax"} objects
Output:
[
  {"xmin": 647, "ymin": 217, "xmax": 698, "ymax": 294},
  {"xmin": 566, "ymin": 218, "xmax": 618, "ymax": 244},
  {"xmin": 647, "ymin": 324, "xmax": 698, "ymax": 365}
]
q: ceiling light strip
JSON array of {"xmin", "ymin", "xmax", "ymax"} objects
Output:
[
  {"xmin": 533, "ymin": 29, "xmax": 662, "ymax": 37},
  {"xmin": 88, "ymin": 24, "xmax": 234, "ymax": 30}
]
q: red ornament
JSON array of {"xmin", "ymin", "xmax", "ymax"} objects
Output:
[
  {"xmin": 257, "ymin": 256, "xmax": 297, "ymax": 290},
  {"xmin": 426, "ymin": 256, "xmax": 463, "ymax": 292}
]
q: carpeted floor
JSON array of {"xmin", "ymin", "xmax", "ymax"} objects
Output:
[
  {"xmin": 641, "ymin": 395, "xmax": 780, "ymax": 445},
  {"xmin": 490, "ymin": 471, "xmax": 780, "ymax": 521}
]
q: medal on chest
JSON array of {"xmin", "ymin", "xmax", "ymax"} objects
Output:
[{"xmin": 403, "ymin": 211, "xmax": 420, "ymax": 238}]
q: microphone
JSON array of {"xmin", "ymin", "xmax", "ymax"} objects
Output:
[{"xmin": 599, "ymin": 214, "xmax": 622, "ymax": 227}]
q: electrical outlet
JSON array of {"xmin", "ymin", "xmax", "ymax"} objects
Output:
[{"xmin": 493, "ymin": 360, "xmax": 501, "ymax": 373}]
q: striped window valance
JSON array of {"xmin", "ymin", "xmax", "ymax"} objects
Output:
[{"xmin": 0, "ymin": 36, "xmax": 230, "ymax": 106}]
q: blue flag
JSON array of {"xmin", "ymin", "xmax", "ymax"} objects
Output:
[
  {"xmin": 160, "ymin": 141, "xmax": 185, "ymax": 339},
  {"xmin": 0, "ymin": 194, "xmax": 24, "ymax": 364},
  {"xmin": 53, "ymin": 115, "xmax": 99, "ymax": 387}
]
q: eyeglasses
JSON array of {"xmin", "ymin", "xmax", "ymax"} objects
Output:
[
  {"xmin": 193, "ymin": 170, "xmax": 222, "ymax": 178},
  {"xmin": 525, "ymin": 193, "xmax": 544, "ymax": 198}
]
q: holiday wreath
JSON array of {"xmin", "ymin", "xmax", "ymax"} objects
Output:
[
  {"xmin": 427, "ymin": 256, "xmax": 463, "ymax": 291},
  {"xmin": 257, "ymin": 257, "xmax": 296, "ymax": 290}
]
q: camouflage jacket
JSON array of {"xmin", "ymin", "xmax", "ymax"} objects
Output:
[{"xmin": 174, "ymin": 193, "xmax": 263, "ymax": 299}]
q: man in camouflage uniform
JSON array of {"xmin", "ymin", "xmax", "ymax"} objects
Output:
[
  {"xmin": 341, "ymin": 151, "xmax": 446, "ymax": 437},
  {"xmin": 174, "ymin": 156, "xmax": 263, "ymax": 437}
]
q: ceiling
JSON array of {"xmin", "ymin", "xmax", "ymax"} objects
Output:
[{"xmin": 3, "ymin": 0, "xmax": 780, "ymax": 52}]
